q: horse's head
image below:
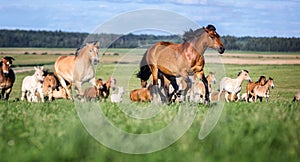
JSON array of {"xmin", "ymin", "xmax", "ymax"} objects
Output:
[
  {"xmin": 1, "ymin": 56, "xmax": 14, "ymax": 77},
  {"xmin": 44, "ymin": 73, "xmax": 58, "ymax": 90},
  {"xmin": 34, "ymin": 66, "xmax": 44, "ymax": 82},
  {"xmin": 258, "ymin": 76, "xmax": 267, "ymax": 85},
  {"xmin": 238, "ymin": 70, "xmax": 251, "ymax": 82},
  {"xmin": 95, "ymin": 78, "xmax": 104, "ymax": 90},
  {"xmin": 86, "ymin": 42, "xmax": 100, "ymax": 65},
  {"xmin": 268, "ymin": 77, "xmax": 274, "ymax": 89},
  {"xmin": 203, "ymin": 25, "xmax": 225, "ymax": 54}
]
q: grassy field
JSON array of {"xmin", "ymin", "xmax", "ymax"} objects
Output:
[{"xmin": 0, "ymin": 48, "xmax": 300, "ymax": 162}]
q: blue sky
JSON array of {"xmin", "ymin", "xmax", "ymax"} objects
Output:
[{"xmin": 0, "ymin": 0, "xmax": 299, "ymax": 37}]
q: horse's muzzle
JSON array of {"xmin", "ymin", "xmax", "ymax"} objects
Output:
[
  {"xmin": 93, "ymin": 58, "xmax": 99, "ymax": 65},
  {"xmin": 3, "ymin": 72, "xmax": 9, "ymax": 77},
  {"xmin": 218, "ymin": 46, "xmax": 225, "ymax": 54}
]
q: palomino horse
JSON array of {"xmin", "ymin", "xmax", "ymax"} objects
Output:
[
  {"xmin": 21, "ymin": 66, "xmax": 44, "ymax": 102},
  {"xmin": 253, "ymin": 77, "xmax": 274, "ymax": 102},
  {"xmin": 0, "ymin": 56, "xmax": 15, "ymax": 100},
  {"xmin": 245, "ymin": 76, "xmax": 266, "ymax": 102},
  {"xmin": 190, "ymin": 72, "xmax": 216, "ymax": 103},
  {"xmin": 54, "ymin": 42, "xmax": 100, "ymax": 99},
  {"xmin": 137, "ymin": 25, "xmax": 224, "ymax": 104},
  {"xmin": 218, "ymin": 70, "xmax": 251, "ymax": 102}
]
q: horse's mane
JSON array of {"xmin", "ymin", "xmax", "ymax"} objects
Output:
[
  {"xmin": 237, "ymin": 69, "xmax": 249, "ymax": 76},
  {"xmin": 2, "ymin": 56, "xmax": 15, "ymax": 64},
  {"xmin": 256, "ymin": 76, "xmax": 266, "ymax": 83},
  {"xmin": 183, "ymin": 24, "xmax": 216, "ymax": 42},
  {"xmin": 74, "ymin": 41, "xmax": 99, "ymax": 56}
]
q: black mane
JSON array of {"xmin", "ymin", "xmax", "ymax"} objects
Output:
[{"xmin": 183, "ymin": 24, "xmax": 216, "ymax": 42}]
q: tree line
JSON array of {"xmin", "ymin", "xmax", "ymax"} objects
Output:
[{"xmin": 0, "ymin": 29, "xmax": 299, "ymax": 52}]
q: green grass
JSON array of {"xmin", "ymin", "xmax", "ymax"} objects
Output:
[{"xmin": 1, "ymin": 48, "xmax": 300, "ymax": 162}]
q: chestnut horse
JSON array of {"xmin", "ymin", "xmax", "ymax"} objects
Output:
[
  {"xmin": 0, "ymin": 56, "xmax": 15, "ymax": 100},
  {"xmin": 137, "ymin": 25, "xmax": 224, "ymax": 104},
  {"xmin": 245, "ymin": 76, "xmax": 266, "ymax": 102},
  {"xmin": 54, "ymin": 42, "xmax": 100, "ymax": 99}
]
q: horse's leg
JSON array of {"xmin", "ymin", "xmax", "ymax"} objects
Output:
[
  {"xmin": 21, "ymin": 90, "xmax": 26, "ymax": 101},
  {"xmin": 74, "ymin": 81, "xmax": 83, "ymax": 100},
  {"xmin": 225, "ymin": 92, "xmax": 229, "ymax": 102},
  {"xmin": 197, "ymin": 73, "xmax": 210, "ymax": 104},
  {"xmin": 57, "ymin": 75, "xmax": 72, "ymax": 100},
  {"xmin": 4, "ymin": 88, "xmax": 12, "ymax": 100}
]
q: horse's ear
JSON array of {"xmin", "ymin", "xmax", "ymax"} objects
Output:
[
  {"xmin": 203, "ymin": 27, "xmax": 209, "ymax": 33},
  {"xmin": 94, "ymin": 42, "xmax": 100, "ymax": 48}
]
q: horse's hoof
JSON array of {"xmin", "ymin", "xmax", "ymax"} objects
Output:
[{"xmin": 204, "ymin": 100, "xmax": 210, "ymax": 106}]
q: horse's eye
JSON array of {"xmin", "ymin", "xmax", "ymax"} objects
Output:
[{"xmin": 210, "ymin": 35, "xmax": 215, "ymax": 39}]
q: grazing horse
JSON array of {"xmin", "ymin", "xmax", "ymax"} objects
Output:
[
  {"xmin": 253, "ymin": 77, "xmax": 274, "ymax": 102},
  {"xmin": 218, "ymin": 70, "xmax": 251, "ymax": 102},
  {"xmin": 137, "ymin": 24, "xmax": 225, "ymax": 104},
  {"xmin": 21, "ymin": 66, "xmax": 44, "ymax": 102},
  {"xmin": 245, "ymin": 76, "xmax": 266, "ymax": 102},
  {"xmin": 189, "ymin": 72, "xmax": 216, "ymax": 103},
  {"xmin": 0, "ymin": 56, "xmax": 15, "ymax": 100},
  {"xmin": 54, "ymin": 42, "xmax": 100, "ymax": 100},
  {"xmin": 42, "ymin": 71, "xmax": 58, "ymax": 101}
]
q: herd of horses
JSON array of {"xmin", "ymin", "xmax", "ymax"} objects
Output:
[{"xmin": 0, "ymin": 25, "xmax": 299, "ymax": 104}]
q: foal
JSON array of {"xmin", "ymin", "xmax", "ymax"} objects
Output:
[
  {"xmin": 245, "ymin": 76, "xmax": 266, "ymax": 102},
  {"xmin": 218, "ymin": 70, "xmax": 251, "ymax": 102},
  {"xmin": 253, "ymin": 77, "xmax": 274, "ymax": 102},
  {"xmin": 190, "ymin": 72, "xmax": 216, "ymax": 103}
]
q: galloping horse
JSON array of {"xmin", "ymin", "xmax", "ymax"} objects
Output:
[
  {"xmin": 137, "ymin": 25, "xmax": 224, "ymax": 104},
  {"xmin": 0, "ymin": 56, "xmax": 15, "ymax": 100},
  {"xmin": 54, "ymin": 42, "xmax": 100, "ymax": 99},
  {"xmin": 253, "ymin": 77, "xmax": 274, "ymax": 102},
  {"xmin": 218, "ymin": 70, "xmax": 251, "ymax": 102}
]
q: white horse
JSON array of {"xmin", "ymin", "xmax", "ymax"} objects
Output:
[
  {"xmin": 21, "ymin": 66, "xmax": 44, "ymax": 102},
  {"xmin": 218, "ymin": 70, "xmax": 251, "ymax": 102},
  {"xmin": 110, "ymin": 86, "xmax": 124, "ymax": 103}
]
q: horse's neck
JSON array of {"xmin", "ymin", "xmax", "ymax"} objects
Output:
[
  {"xmin": 193, "ymin": 34, "xmax": 208, "ymax": 55},
  {"xmin": 77, "ymin": 49, "xmax": 92, "ymax": 67},
  {"xmin": 235, "ymin": 75, "xmax": 245, "ymax": 86}
]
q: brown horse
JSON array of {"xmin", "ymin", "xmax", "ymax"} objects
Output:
[
  {"xmin": 0, "ymin": 56, "xmax": 15, "ymax": 100},
  {"xmin": 137, "ymin": 25, "xmax": 224, "ymax": 104},
  {"xmin": 253, "ymin": 77, "xmax": 274, "ymax": 102},
  {"xmin": 54, "ymin": 42, "xmax": 100, "ymax": 100},
  {"xmin": 130, "ymin": 87, "xmax": 152, "ymax": 102},
  {"xmin": 245, "ymin": 76, "xmax": 266, "ymax": 102},
  {"xmin": 42, "ymin": 71, "xmax": 58, "ymax": 101}
]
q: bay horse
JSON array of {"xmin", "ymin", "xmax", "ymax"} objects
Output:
[
  {"xmin": 253, "ymin": 77, "xmax": 274, "ymax": 102},
  {"xmin": 218, "ymin": 70, "xmax": 251, "ymax": 102},
  {"xmin": 0, "ymin": 56, "xmax": 15, "ymax": 100},
  {"xmin": 54, "ymin": 42, "xmax": 100, "ymax": 100},
  {"xmin": 137, "ymin": 24, "xmax": 224, "ymax": 104}
]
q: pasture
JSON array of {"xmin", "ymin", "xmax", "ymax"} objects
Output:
[{"xmin": 0, "ymin": 48, "xmax": 300, "ymax": 162}]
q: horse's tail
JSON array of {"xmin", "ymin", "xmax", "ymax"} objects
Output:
[{"xmin": 136, "ymin": 50, "xmax": 151, "ymax": 82}]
